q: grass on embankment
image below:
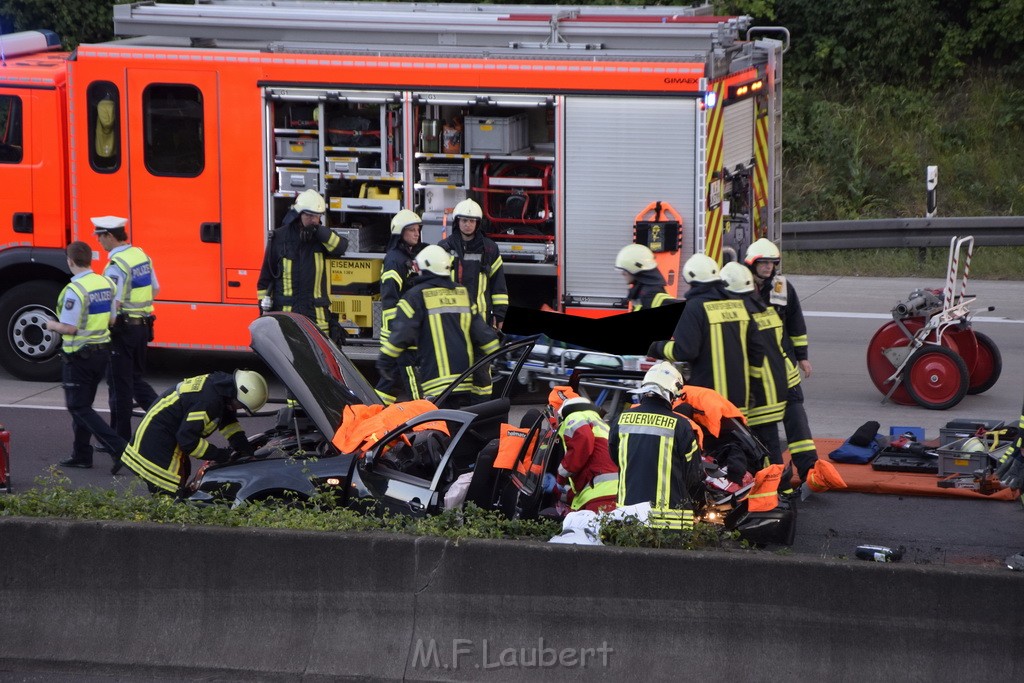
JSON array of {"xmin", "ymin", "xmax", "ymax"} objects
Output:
[{"xmin": 784, "ymin": 246, "xmax": 1024, "ymax": 279}]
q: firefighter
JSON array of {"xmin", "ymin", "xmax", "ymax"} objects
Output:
[
  {"xmin": 44, "ymin": 241, "xmax": 127, "ymax": 470},
  {"xmin": 721, "ymin": 261, "xmax": 791, "ymax": 465},
  {"xmin": 744, "ymin": 238, "xmax": 819, "ymax": 481},
  {"xmin": 614, "ymin": 243, "xmax": 678, "ymax": 310},
  {"xmin": 257, "ymin": 189, "xmax": 348, "ymax": 338},
  {"xmin": 438, "ymin": 199, "xmax": 508, "ymax": 329},
  {"xmin": 377, "ymin": 209, "xmax": 426, "ymax": 404},
  {"xmin": 121, "ymin": 370, "xmax": 268, "ymax": 496},
  {"xmin": 648, "ymin": 253, "xmax": 762, "ymax": 412},
  {"xmin": 376, "ymin": 245, "xmax": 500, "ymax": 404},
  {"xmin": 610, "ymin": 362, "xmax": 701, "ymax": 531},
  {"xmin": 551, "ymin": 396, "xmax": 619, "ymax": 513},
  {"xmin": 93, "ymin": 215, "xmax": 159, "ymax": 468}
]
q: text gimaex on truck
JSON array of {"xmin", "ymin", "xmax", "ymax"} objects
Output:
[{"xmin": 0, "ymin": 2, "xmax": 787, "ymax": 380}]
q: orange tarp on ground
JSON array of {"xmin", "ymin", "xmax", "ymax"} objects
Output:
[{"xmin": 783, "ymin": 438, "xmax": 1018, "ymax": 502}]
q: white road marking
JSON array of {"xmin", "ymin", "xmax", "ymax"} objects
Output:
[
  {"xmin": 805, "ymin": 311, "xmax": 1024, "ymax": 324},
  {"xmin": 0, "ymin": 404, "xmax": 109, "ymax": 412}
]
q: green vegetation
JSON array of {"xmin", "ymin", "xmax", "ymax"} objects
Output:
[{"xmin": 785, "ymin": 246, "xmax": 1024, "ymax": 279}]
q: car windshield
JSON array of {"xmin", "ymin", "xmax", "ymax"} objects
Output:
[{"xmin": 249, "ymin": 313, "xmax": 381, "ymax": 438}]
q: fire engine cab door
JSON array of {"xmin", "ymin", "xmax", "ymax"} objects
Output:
[
  {"xmin": 127, "ymin": 71, "xmax": 222, "ymax": 302},
  {"xmin": 0, "ymin": 90, "xmax": 32, "ymax": 238}
]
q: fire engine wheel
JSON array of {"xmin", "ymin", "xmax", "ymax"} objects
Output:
[
  {"xmin": 966, "ymin": 331, "xmax": 1002, "ymax": 395},
  {"xmin": 0, "ymin": 281, "xmax": 65, "ymax": 382},
  {"xmin": 865, "ymin": 320, "xmax": 925, "ymax": 406},
  {"xmin": 903, "ymin": 345, "xmax": 969, "ymax": 411}
]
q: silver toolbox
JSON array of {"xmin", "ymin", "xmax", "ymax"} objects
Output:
[
  {"xmin": 328, "ymin": 157, "xmax": 359, "ymax": 174},
  {"xmin": 275, "ymin": 137, "xmax": 319, "ymax": 160},
  {"xmin": 328, "ymin": 196, "xmax": 402, "ymax": 214},
  {"xmin": 464, "ymin": 114, "xmax": 529, "ymax": 154},
  {"xmin": 418, "ymin": 163, "xmax": 465, "ymax": 185},
  {"xmin": 277, "ymin": 167, "xmax": 320, "ymax": 191},
  {"xmin": 332, "ymin": 225, "xmax": 381, "ymax": 254}
]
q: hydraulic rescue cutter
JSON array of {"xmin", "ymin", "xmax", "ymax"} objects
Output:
[{"xmin": 866, "ymin": 236, "xmax": 1002, "ymax": 410}]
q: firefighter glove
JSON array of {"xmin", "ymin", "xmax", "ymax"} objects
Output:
[
  {"xmin": 375, "ymin": 358, "xmax": 398, "ymax": 389},
  {"xmin": 260, "ymin": 296, "xmax": 272, "ymax": 312},
  {"xmin": 228, "ymin": 433, "xmax": 255, "ymax": 461},
  {"xmin": 205, "ymin": 446, "xmax": 232, "ymax": 464},
  {"xmin": 647, "ymin": 340, "xmax": 669, "ymax": 360},
  {"xmin": 542, "ymin": 473, "xmax": 558, "ymax": 494},
  {"xmin": 300, "ymin": 223, "xmax": 317, "ymax": 242},
  {"xmin": 995, "ymin": 440, "xmax": 1024, "ymax": 490}
]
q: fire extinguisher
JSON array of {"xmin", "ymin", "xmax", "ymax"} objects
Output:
[{"xmin": 0, "ymin": 424, "xmax": 10, "ymax": 494}]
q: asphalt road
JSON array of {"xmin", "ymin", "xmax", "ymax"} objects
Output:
[{"xmin": 1, "ymin": 275, "xmax": 1023, "ymax": 568}]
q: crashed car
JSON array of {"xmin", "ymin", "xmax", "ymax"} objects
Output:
[{"xmin": 187, "ymin": 312, "xmax": 556, "ymax": 518}]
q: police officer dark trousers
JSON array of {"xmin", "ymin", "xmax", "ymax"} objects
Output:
[
  {"xmin": 93, "ymin": 215, "xmax": 160, "ymax": 447},
  {"xmin": 46, "ymin": 241, "xmax": 128, "ymax": 469}
]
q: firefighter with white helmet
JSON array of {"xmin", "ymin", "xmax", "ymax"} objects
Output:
[
  {"xmin": 438, "ymin": 198, "xmax": 509, "ymax": 330},
  {"xmin": 377, "ymin": 244, "xmax": 500, "ymax": 404},
  {"xmin": 609, "ymin": 361, "xmax": 701, "ymax": 531},
  {"xmin": 648, "ymin": 254, "xmax": 762, "ymax": 412},
  {"xmin": 120, "ymin": 369, "xmax": 268, "ymax": 496},
  {"xmin": 744, "ymin": 238, "xmax": 820, "ymax": 481},
  {"xmin": 257, "ymin": 188, "xmax": 347, "ymax": 339},
  {"xmin": 377, "ymin": 209, "xmax": 426, "ymax": 404},
  {"xmin": 614, "ymin": 243, "xmax": 679, "ymax": 311}
]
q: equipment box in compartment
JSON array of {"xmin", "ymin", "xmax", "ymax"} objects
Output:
[
  {"xmin": 331, "ymin": 225, "xmax": 383, "ymax": 254},
  {"xmin": 275, "ymin": 137, "xmax": 319, "ymax": 160},
  {"xmin": 936, "ymin": 437, "xmax": 1007, "ymax": 476},
  {"xmin": 328, "ymin": 157, "xmax": 359, "ymax": 174},
  {"xmin": 939, "ymin": 419, "xmax": 1005, "ymax": 446},
  {"xmin": 464, "ymin": 114, "xmax": 529, "ymax": 154},
  {"xmin": 277, "ymin": 167, "xmax": 320, "ymax": 191},
  {"xmin": 418, "ymin": 163, "xmax": 465, "ymax": 186},
  {"xmin": 329, "ymin": 258, "xmax": 383, "ymax": 296}
]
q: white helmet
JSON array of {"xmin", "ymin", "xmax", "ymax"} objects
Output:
[
  {"xmin": 558, "ymin": 396, "xmax": 592, "ymax": 420},
  {"xmin": 452, "ymin": 198, "xmax": 483, "ymax": 221},
  {"xmin": 415, "ymin": 244, "xmax": 452, "ymax": 276},
  {"xmin": 293, "ymin": 189, "xmax": 326, "ymax": 215},
  {"xmin": 720, "ymin": 261, "xmax": 754, "ymax": 294},
  {"xmin": 234, "ymin": 370, "xmax": 268, "ymax": 415},
  {"xmin": 640, "ymin": 361, "xmax": 685, "ymax": 402},
  {"xmin": 391, "ymin": 209, "xmax": 422, "ymax": 235},
  {"xmin": 615, "ymin": 244, "xmax": 657, "ymax": 274},
  {"xmin": 682, "ymin": 253, "xmax": 721, "ymax": 284},
  {"xmin": 744, "ymin": 238, "xmax": 781, "ymax": 265}
]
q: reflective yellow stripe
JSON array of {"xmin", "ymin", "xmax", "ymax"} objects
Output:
[
  {"xmin": 791, "ymin": 334, "xmax": 808, "ymax": 348},
  {"xmin": 313, "ymin": 252, "xmax": 325, "ymax": 298},
  {"xmin": 282, "ymin": 260, "xmax": 293, "ymax": 297},
  {"xmin": 656, "ymin": 436, "xmax": 672, "ymax": 509},
  {"xmin": 616, "ymin": 433, "xmax": 629, "ymax": 507},
  {"xmin": 788, "ymin": 439, "xmax": 816, "ymax": 454},
  {"xmin": 571, "ymin": 478, "xmax": 619, "ymax": 510}
]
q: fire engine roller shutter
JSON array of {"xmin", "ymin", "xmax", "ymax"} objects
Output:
[
  {"xmin": 722, "ymin": 99, "xmax": 754, "ymax": 173},
  {"xmin": 563, "ymin": 97, "xmax": 697, "ymax": 307}
]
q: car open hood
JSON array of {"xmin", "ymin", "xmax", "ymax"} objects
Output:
[{"xmin": 249, "ymin": 313, "xmax": 381, "ymax": 439}]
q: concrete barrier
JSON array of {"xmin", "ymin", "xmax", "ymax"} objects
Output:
[{"xmin": 0, "ymin": 517, "xmax": 1022, "ymax": 681}]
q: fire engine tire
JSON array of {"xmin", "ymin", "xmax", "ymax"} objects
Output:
[
  {"xmin": 903, "ymin": 345, "xmax": 969, "ymax": 411},
  {"xmin": 0, "ymin": 281, "xmax": 65, "ymax": 382},
  {"xmin": 966, "ymin": 331, "xmax": 1002, "ymax": 395}
]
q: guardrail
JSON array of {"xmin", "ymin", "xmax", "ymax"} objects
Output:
[{"xmin": 782, "ymin": 216, "xmax": 1024, "ymax": 250}]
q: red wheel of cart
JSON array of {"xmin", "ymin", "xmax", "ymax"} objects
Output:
[
  {"xmin": 965, "ymin": 330, "xmax": 1002, "ymax": 395},
  {"xmin": 865, "ymin": 319, "xmax": 962, "ymax": 406},
  {"xmin": 903, "ymin": 345, "xmax": 969, "ymax": 410},
  {"xmin": 942, "ymin": 327, "xmax": 980, "ymax": 376}
]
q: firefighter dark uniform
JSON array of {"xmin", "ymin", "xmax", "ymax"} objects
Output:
[
  {"xmin": 121, "ymin": 372, "xmax": 253, "ymax": 494},
  {"xmin": 256, "ymin": 208, "xmax": 348, "ymax": 335},
  {"xmin": 757, "ymin": 274, "xmax": 818, "ymax": 479},
  {"xmin": 438, "ymin": 231, "xmax": 509, "ymax": 327},
  {"xmin": 554, "ymin": 399, "xmax": 619, "ymax": 513},
  {"xmin": 377, "ymin": 272, "xmax": 500, "ymax": 401},
  {"xmin": 742, "ymin": 298, "xmax": 794, "ymax": 464},
  {"xmin": 650, "ymin": 278, "xmax": 762, "ymax": 412},
  {"xmin": 102, "ymin": 242, "xmax": 159, "ymax": 442},
  {"xmin": 55, "ymin": 271, "xmax": 127, "ymax": 467},
  {"xmin": 609, "ymin": 395, "xmax": 701, "ymax": 531},
  {"xmin": 627, "ymin": 269, "xmax": 678, "ymax": 311},
  {"xmin": 378, "ymin": 225, "xmax": 424, "ymax": 404}
]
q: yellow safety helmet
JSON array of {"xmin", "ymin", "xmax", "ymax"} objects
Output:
[
  {"xmin": 415, "ymin": 244, "xmax": 452, "ymax": 276},
  {"xmin": 234, "ymin": 370, "xmax": 269, "ymax": 415},
  {"xmin": 744, "ymin": 238, "xmax": 781, "ymax": 265},
  {"xmin": 452, "ymin": 198, "xmax": 483, "ymax": 221},
  {"xmin": 391, "ymin": 209, "xmax": 422, "ymax": 235},
  {"xmin": 293, "ymin": 189, "xmax": 326, "ymax": 215},
  {"xmin": 615, "ymin": 244, "xmax": 657, "ymax": 274},
  {"xmin": 682, "ymin": 253, "xmax": 721, "ymax": 284},
  {"xmin": 721, "ymin": 261, "xmax": 755, "ymax": 294}
]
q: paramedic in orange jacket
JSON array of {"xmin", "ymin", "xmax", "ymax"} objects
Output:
[{"xmin": 551, "ymin": 394, "xmax": 619, "ymax": 513}]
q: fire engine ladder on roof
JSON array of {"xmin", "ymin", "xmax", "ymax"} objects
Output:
[
  {"xmin": 749, "ymin": 29, "xmax": 787, "ymax": 242},
  {"xmin": 112, "ymin": 1, "xmax": 750, "ymax": 55}
]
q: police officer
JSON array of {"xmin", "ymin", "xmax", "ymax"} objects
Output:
[
  {"xmin": 721, "ymin": 261, "xmax": 792, "ymax": 465},
  {"xmin": 648, "ymin": 253, "xmax": 762, "ymax": 412},
  {"xmin": 609, "ymin": 362, "xmax": 701, "ymax": 531},
  {"xmin": 614, "ymin": 243, "xmax": 678, "ymax": 311},
  {"xmin": 257, "ymin": 189, "xmax": 348, "ymax": 337},
  {"xmin": 121, "ymin": 370, "xmax": 268, "ymax": 496},
  {"xmin": 552, "ymin": 396, "xmax": 619, "ymax": 513},
  {"xmin": 744, "ymin": 238, "xmax": 818, "ymax": 481},
  {"xmin": 438, "ymin": 199, "xmax": 508, "ymax": 329},
  {"xmin": 376, "ymin": 245, "xmax": 500, "ymax": 404},
  {"xmin": 93, "ymin": 215, "xmax": 159, "ymax": 462},
  {"xmin": 377, "ymin": 209, "xmax": 425, "ymax": 404},
  {"xmin": 44, "ymin": 241, "xmax": 127, "ymax": 469}
]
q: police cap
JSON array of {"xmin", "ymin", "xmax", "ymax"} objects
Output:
[{"xmin": 91, "ymin": 215, "xmax": 128, "ymax": 234}]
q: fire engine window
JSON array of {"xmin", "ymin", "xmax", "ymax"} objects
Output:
[
  {"xmin": 142, "ymin": 84, "xmax": 204, "ymax": 177},
  {"xmin": 87, "ymin": 81, "xmax": 120, "ymax": 173},
  {"xmin": 0, "ymin": 95, "xmax": 24, "ymax": 164}
]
